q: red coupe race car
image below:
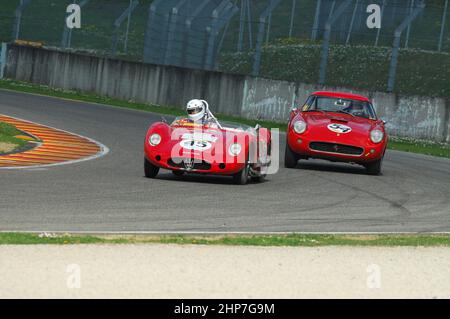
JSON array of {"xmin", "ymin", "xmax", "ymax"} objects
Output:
[
  {"xmin": 285, "ymin": 91, "xmax": 388, "ymax": 175},
  {"xmin": 144, "ymin": 116, "xmax": 271, "ymax": 185}
]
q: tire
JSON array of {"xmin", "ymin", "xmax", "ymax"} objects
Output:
[
  {"xmin": 233, "ymin": 162, "xmax": 250, "ymax": 185},
  {"xmin": 284, "ymin": 143, "xmax": 298, "ymax": 168},
  {"xmin": 144, "ymin": 158, "xmax": 160, "ymax": 178},
  {"xmin": 172, "ymin": 170, "xmax": 185, "ymax": 177},
  {"xmin": 365, "ymin": 158, "xmax": 383, "ymax": 175},
  {"xmin": 251, "ymin": 174, "xmax": 266, "ymax": 183}
]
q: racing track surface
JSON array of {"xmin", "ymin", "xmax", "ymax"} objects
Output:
[{"xmin": 1, "ymin": 89, "xmax": 449, "ymax": 232}]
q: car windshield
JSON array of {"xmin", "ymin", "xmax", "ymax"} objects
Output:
[
  {"xmin": 306, "ymin": 96, "xmax": 376, "ymax": 119},
  {"xmin": 221, "ymin": 121, "xmax": 253, "ymax": 131},
  {"xmin": 171, "ymin": 116, "xmax": 253, "ymax": 132}
]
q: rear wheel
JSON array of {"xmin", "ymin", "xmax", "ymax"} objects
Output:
[
  {"xmin": 284, "ymin": 143, "xmax": 298, "ymax": 168},
  {"xmin": 233, "ymin": 161, "xmax": 250, "ymax": 185},
  {"xmin": 365, "ymin": 158, "xmax": 383, "ymax": 175},
  {"xmin": 144, "ymin": 158, "xmax": 159, "ymax": 178}
]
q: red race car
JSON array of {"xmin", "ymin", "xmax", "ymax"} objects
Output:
[
  {"xmin": 144, "ymin": 113, "xmax": 271, "ymax": 185},
  {"xmin": 285, "ymin": 91, "xmax": 388, "ymax": 175}
]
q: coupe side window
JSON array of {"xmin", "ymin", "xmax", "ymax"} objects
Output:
[{"xmin": 302, "ymin": 96, "xmax": 315, "ymax": 111}]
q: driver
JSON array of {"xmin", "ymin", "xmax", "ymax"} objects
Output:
[
  {"xmin": 347, "ymin": 102, "xmax": 366, "ymax": 117},
  {"xmin": 186, "ymin": 99, "xmax": 220, "ymax": 128}
]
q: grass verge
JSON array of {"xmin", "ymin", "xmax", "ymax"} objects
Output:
[
  {"xmin": 0, "ymin": 121, "xmax": 27, "ymax": 154},
  {"xmin": 1, "ymin": 233, "xmax": 450, "ymax": 246},
  {"xmin": 1, "ymin": 79, "xmax": 449, "ymax": 158},
  {"xmin": 389, "ymin": 137, "xmax": 450, "ymax": 158}
]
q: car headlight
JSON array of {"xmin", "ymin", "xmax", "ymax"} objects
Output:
[
  {"xmin": 228, "ymin": 143, "xmax": 242, "ymax": 156},
  {"xmin": 149, "ymin": 133, "xmax": 161, "ymax": 146},
  {"xmin": 293, "ymin": 121, "xmax": 307, "ymax": 134},
  {"xmin": 370, "ymin": 130, "xmax": 384, "ymax": 143}
]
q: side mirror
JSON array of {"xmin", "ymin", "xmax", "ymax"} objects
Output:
[
  {"xmin": 255, "ymin": 124, "xmax": 261, "ymax": 130},
  {"xmin": 381, "ymin": 118, "xmax": 387, "ymax": 124}
]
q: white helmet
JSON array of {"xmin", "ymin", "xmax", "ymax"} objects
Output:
[{"xmin": 186, "ymin": 99, "xmax": 207, "ymax": 122}]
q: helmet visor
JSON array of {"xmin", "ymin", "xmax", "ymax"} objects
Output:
[{"xmin": 188, "ymin": 106, "xmax": 203, "ymax": 115}]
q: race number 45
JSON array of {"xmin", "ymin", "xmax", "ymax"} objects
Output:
[{"xmin": 66, "ymin": 4, "xmax": 81, "ymax": 29}]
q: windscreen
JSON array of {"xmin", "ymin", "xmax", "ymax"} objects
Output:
[{"xmin": 309, "ymin": 97, "xmax": 377, "ymax": 119}]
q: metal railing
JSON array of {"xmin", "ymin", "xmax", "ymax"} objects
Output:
[
  {"xmin": 0, "ymin": 42, "xmax": 7, "ymax": 79},
  {"xmin": 0, "ymin": 0, "xmax": 448, "ymax": 93}
]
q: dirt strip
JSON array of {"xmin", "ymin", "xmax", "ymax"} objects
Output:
[{"xmin": 0, "ymin": 245, "xmax": 449, "ymax": 298}]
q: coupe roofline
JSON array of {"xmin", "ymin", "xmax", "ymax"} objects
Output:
[{"xmin": 311, "ymin": 91, "xmax": 370, "ymax": 102}]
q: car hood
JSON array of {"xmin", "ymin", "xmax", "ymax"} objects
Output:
[
  {"xmin": 170, "ymin": 125, "xmax": 252, "ymax": 140},
  {"xmin": 165, "ymin": 125, "xmax": 253, "ymax": 158},
  {"xmin": 302, "ymin": 112, "xmax": 376, "ymax": 140}
]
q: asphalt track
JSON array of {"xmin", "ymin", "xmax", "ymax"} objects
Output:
[{"xmin": 0, "ymin": 89, "xmax": 449, "ymax": 232}]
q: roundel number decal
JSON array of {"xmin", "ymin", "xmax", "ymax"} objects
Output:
[
  {"xmin": 327, "ymin": 123, "xmax": 352, "ymax": 134},
  {"xmin": 179, "ymin": 132, "xmax": 217, "ymax": 151},
  {"xmin": 180, "ymin": 139, "xmax": 212, "ymax": 151}
]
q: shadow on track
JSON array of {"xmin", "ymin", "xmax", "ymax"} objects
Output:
[
  {"xmin": 292, "ymin": 160, "xmax": 369, "ymax": 175},
  {"xmin": 143, "ymin": 172, "xmax": 269, "ymax": 185}
]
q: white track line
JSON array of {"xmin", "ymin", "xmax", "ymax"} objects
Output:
[
  {"xmin": 0, "ymin": 114, "xmax": 109, "ymax": 170},
  {"xmin": 1, "ymin": 231, "xmax": 449, "ymax": 235}
]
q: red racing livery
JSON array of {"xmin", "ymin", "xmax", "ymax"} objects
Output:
[
  {"xmin": 144, "ymin": 117, "xmax": 271, "ymax": 184},
  {"xmin": 285, "ymin": 91, "xmax": 388, "ymax": 175}
]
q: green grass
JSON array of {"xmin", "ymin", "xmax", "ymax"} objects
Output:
[
  {"xmin": 389, "ymin": 137, "xmax": 450, "ymax": 159},
  {"xmin": 0, "ymin": 121, "xmax": 26, "ymax": 153},
  {"xmin": 1, "ymin": 79, "xmax": 449, "ymax": 159},
  {"xmin": 0, "ymin": 233, "xmax": 115, "ymax": 245},
  {"xmin": 0, "ymin": 121, "xmax": 22, "ymax": 136},
  {"xmin": 2, "ymin": 232, "xmax": 450, "ymax": 247}
]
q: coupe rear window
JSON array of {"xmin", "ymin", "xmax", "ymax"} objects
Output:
[{"xmin": 305, "ymin": 96, "xmax": 377, "ymax": 119}]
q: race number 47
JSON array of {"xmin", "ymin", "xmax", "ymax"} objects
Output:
[{"xmin": 66, "ymin": 4, "xmax": 81, "ymax": 29}]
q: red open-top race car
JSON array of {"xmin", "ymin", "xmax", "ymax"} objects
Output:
[
  {"xmin": 285, "ymin": 91, "xmax": 388, "ymax": 175},
  {"xmin": 144, "ymin": 115, "xmax": 271, "ymax": 185}
]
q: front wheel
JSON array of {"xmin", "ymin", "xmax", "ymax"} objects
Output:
[
  {"xmin": 172, "ymin": 170, "xmax": 185, "ymax": 177},
  {"xmin": 365, "ymin": 158, "xmax": 383, "ymax": 175},
  {"xmin": 144, "ymin": 158, "xmax": 160, "ymax": 178},
  {"xmin": 284, "ymin": 143, "xmax": 298, "ymax": 168}
]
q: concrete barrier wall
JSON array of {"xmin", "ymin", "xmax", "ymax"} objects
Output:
[
  {"xmin": 241, "ymin": 77, "xmax": 296, "ymax": 121},
  {"xmin": 242, "ymin": 77, "xmax": 449, "ymax": 142},
  {"xmin": 5, "ymin": 45, "xmax": 245, "ymax": 117},
  {"xmin": 5, "ymin": 44, "xmax": 449, "ymax": 142}
]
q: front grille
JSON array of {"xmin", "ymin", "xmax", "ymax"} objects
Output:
[
  {"xmin": 168, "ymin": 158, "xmax": 212, "ymax": 170},
  {"xmin": 309, "ymin": 142, "xmax": 363, "ymax": 156}
]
